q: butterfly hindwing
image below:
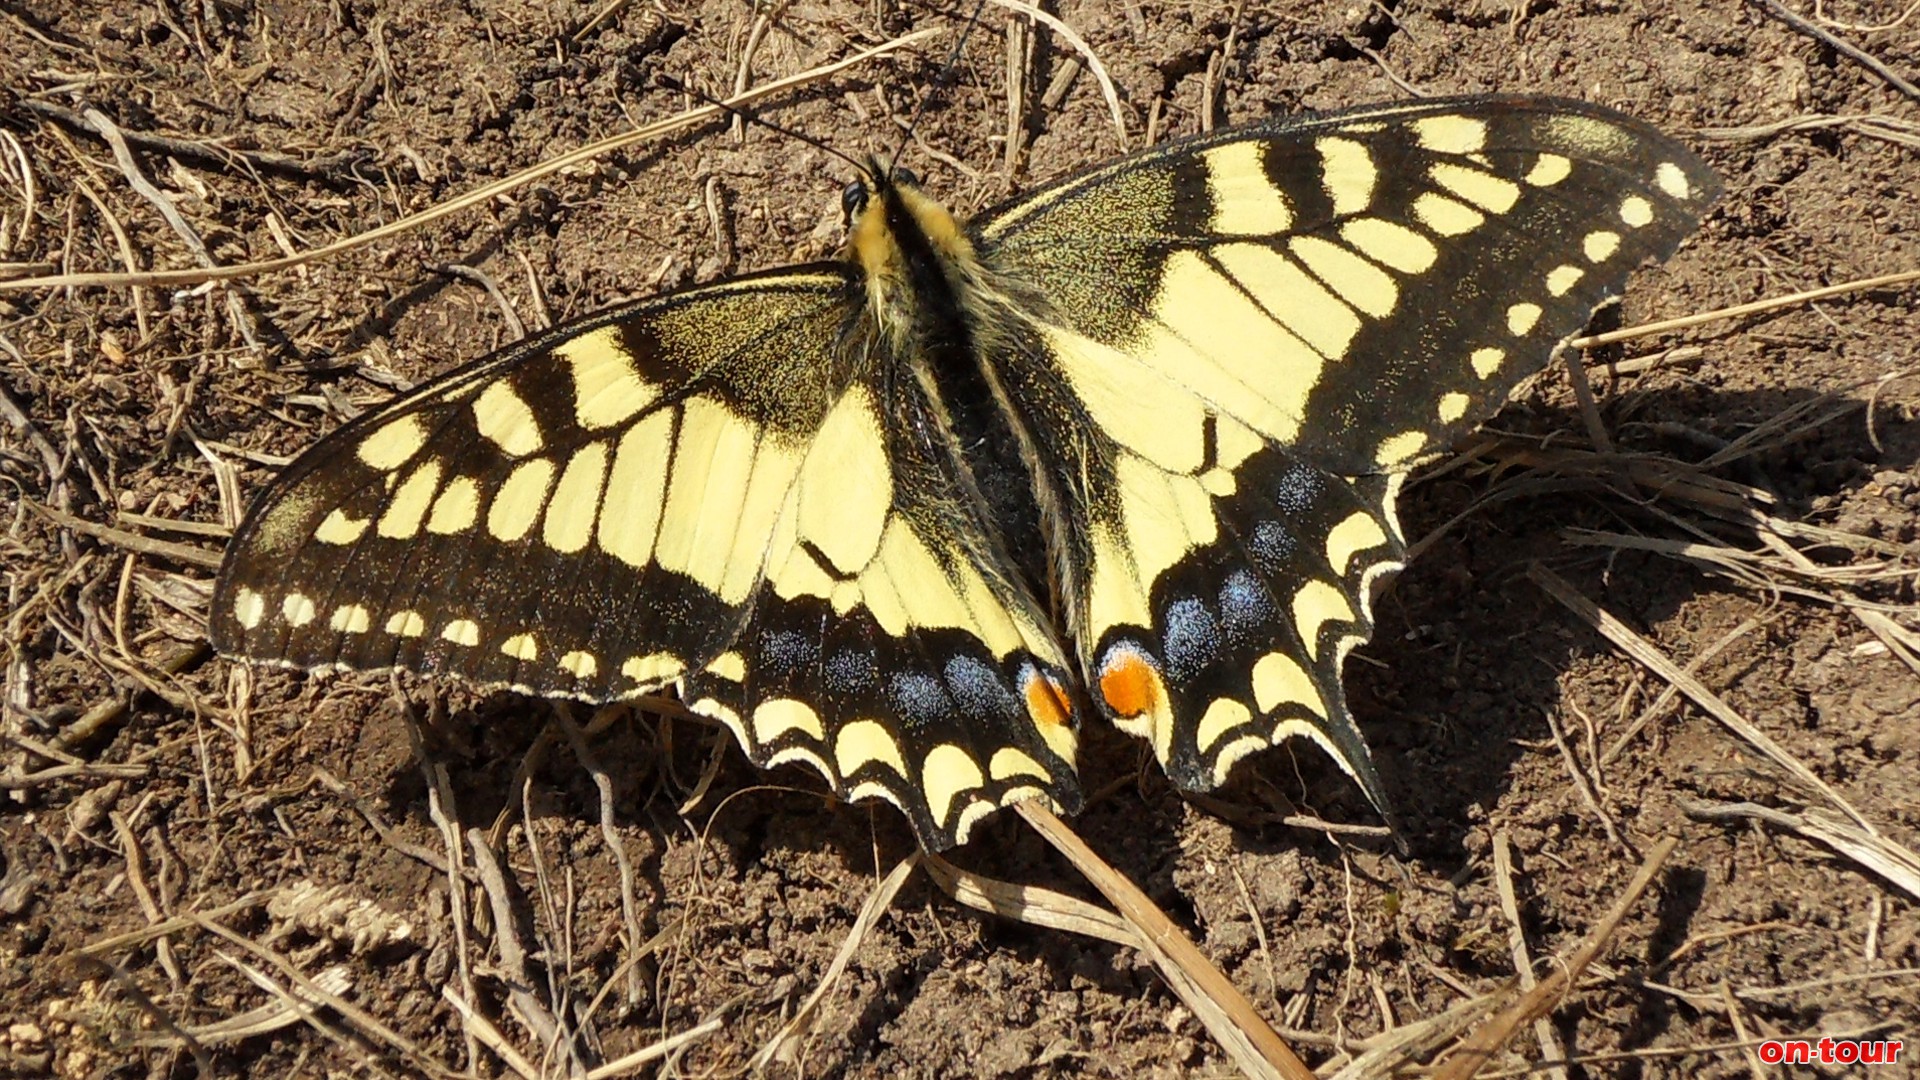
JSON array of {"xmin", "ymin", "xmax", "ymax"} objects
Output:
[
  {"xmin": 681, "ymin": 373, "xmax": 1083, "ymax": 848},
  {"xmin": 1088, "ymin": 439, "xmax": 1409, "ymax": 799},
  {"xmin": 972, "ymin": 96, "xmax": 1718, "ymax": 796}
]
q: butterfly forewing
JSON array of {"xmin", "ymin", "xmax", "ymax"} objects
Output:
[
  {"xmin": 212, "ymin": 270, "xmax": 854, "ymax": 694},
  {"xmin": 972, "ymin": 96, "xmax": 1717, "ymax": 798}
]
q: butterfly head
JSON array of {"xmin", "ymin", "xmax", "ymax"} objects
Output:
[{"xmin": 841, "ymin": 157, "xmax": 975, "ymax": 284}]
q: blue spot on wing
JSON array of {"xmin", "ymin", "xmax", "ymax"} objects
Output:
[
  {"xmin": 1272, "ymin": 463, "xmax": 1323, "ymax": 513},
  {"xmin": 1218, "ymin": 569, "xmax": 1274, "ymax": 643},
  {"xmin": 1251, "ymin": 519, "xmax": 1298, "ymax": 564},
  {"xmin": 1160, "ymin": 597, "xmax": 1220, "ymax": 680},
  {"xmin": 890, "ymin": 671, "xmax": 953, "ymax": 727},
  {"xmin": 760, "ymin": 629, "xmax": 815, "ymax": 674},
  {"xmin": 825, "ymin": 649, "xmax": 878, "ymax": 692},
  {"xmin": 945, "ymin": 654, "xmax": 1020, "ymax": 718}
]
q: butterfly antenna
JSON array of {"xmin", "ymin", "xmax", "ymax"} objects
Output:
[
  {"xmin": 655, "ymin": 73, "xmax": 872, "ymax": 179},
  {"xmin": 888, "ymin": 0, "xmax": 991, "ymax": 182}
]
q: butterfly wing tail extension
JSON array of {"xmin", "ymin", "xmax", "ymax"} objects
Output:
[{"xmin": 1079, "ymin": 438, "xmax": 1408, "ymax": 809}]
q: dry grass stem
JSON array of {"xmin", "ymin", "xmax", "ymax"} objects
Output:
[
  {"xmin": 1491, "ymin": 832, "xmax": 1569, "ymax": 1080},
  {"xmin": 1529, "ymin": 564, "xmax": 1878, "ymax": 833},
  {"xmin": 1683, "ymin": 801, "xmax": 1920, "ymax": 902},
  {"xmin": 0, "ymin": 30, "xmax": 942, "ymax": 294},
  {"xmin": 1325, "ymin": 988, "xmax": 1515, "ymax": 1079},
  {"xmin": 126, "ymin": 963, "xmax": 354, "ymax": 1048},
  {"xmin": 730, "ymin": 0, "xmax": 796, "ymax": 143},
  {"xmin": 1430, "ymin": 837, "xmax": 1679, "ymax": 1080},
  {"xmin": 441, "ymin": 987, "xmax": 542, "ymax": 1080},
  {"xmin": 1016, "ymin": 799, "xmax": 1315, "ymax": 1080},
  {"xmin": 749, "ymin": 851, "xmax": 921, "ymax": 1070},
  {"xmin": 923, "ymin": 854, "xmax": 1140, "ymax": 946},
  {"xmin": 586, "ymin": 1014, "xmax": 726, "ymax": 1078},
  {"xmin": 1697, "ymin": 111, "xmax": 1920, "ymax": 150},
  {"xmin": 1566, "ymin": 267, "xmax": 1920, "ymax": 350},
  {"xmin": 193, "ymin": 916, "xmax": 455, "ymax": 1078}
]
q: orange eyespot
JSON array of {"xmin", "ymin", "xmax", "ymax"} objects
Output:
[
  {"xmin": 1024, "ymin": 674, "xmax": 1073, "ymax": 730},
  {"xmin": 1098, "ymin": 649, "xmax": 1162, "ymax": 719}
]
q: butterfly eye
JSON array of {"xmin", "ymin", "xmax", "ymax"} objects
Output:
[
  {"xmin": 841, "ymin": 180, "xmax": 870, "ymax": 222},
  {"xmin": 892, "ymin": 166, "xmax": 920, "ymax": 188}
]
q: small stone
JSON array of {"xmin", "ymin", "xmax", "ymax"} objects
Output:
[{"xmin": 8, "ymin": 1023, "xmax": 44, "ymax": 1046}]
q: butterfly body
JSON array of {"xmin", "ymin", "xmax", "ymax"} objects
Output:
[{"xmin": 213, "ymin": 96, "xmax": 1718, "ymax": 849}]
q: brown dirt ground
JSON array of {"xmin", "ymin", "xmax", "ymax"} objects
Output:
[{"xmin": 3, "ymin": 0, "xmax": 1919, "ymax": 1076}]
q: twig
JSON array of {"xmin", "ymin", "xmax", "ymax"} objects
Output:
[
  {"xmin": 1747, "ymin": 0, "xmax": 1920, "ymax": 103},
  {"xmin": 69, "ymin": 175, "xmax": 152, "ymax": 337},
  {"xmin": 78, "ymin": 889, "xmax": 276, "ymax": 957},
  {"xmin": 1528, "ymin": 564, "xmax": 1876, "ymax": 835},
  {"xmin": 0, "ymin": 761, "xmax": 148, "ymax": 788},
  {"xmin": 26, "ymin": 499, "xmax": 223, "ymax": 569},
  {"xmin": 1559, "ymin": 350, "xmax": 1614, "ymax": 453},
  {"xmin": 439, "ymin": 263, "xmax": 526, "ymax": 339},
  {"xmin": 0, "ymin": 30, "xmax": 943, "ymax": 294},
  {"xmin": 1812, "ymin": 0, "xmax": 1920, "ymax": 32},
  {"xmin": 111, "ymin": 811, "xmax": 183, "ymax": 985},
  {"xmin": 1542, "ymin": 708, "xmax": 1628, "ymax": 852},
  {"xmin": 400, "ymin": 692, "xmax": 482, "ymax": 1072},
  {"xmin": 569, "ymin": 0, "xmax": 636, "ymax": 43},
  {"xmin": 18, "ymin": 98, "xmax": 363, "ymax": 181},
  {"xmin": 977, "ymin": 0, "xmax": 1129, "ymax": 148},
  {"xmin": 1682, "ymin": 800, "xmax": 1920, "ymax": 902},
  {"xmin": 84, "ymin": 107, "xmax": 262, "ymax": 349},
  {"xmin": 1016, "ymin": 800, "xmax": 1314, "ymax": 1080},
  {"xmin": 466, "ymin": 828, "xmax": 587, "ymax": 1074},
  {"xmin": 556, "ymin": 705, "xmax": 647, "ymax": 1011},
  {"xmin": 0, "ymin": 373, "xmax": 62, "ymax": 476},
  {"xmin": 1431, "ymin": 837, "xmax": 1679, "ymax": 1080}
]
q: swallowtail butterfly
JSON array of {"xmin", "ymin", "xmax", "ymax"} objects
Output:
[{"xmin": 213, "ymin": 96, "xmax": 1718, "ymax": 849}]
